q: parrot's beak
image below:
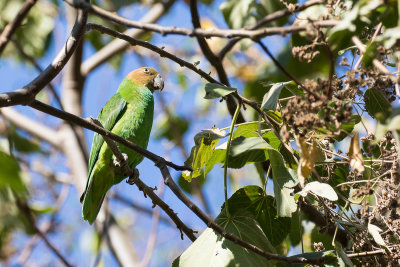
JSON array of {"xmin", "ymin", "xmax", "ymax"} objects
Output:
[{"xmin": 152, "ymin": 74, "xmax": 164, "ymax": 91}]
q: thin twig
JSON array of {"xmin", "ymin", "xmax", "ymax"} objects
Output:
[
  {"xmin": 0, "ymin": 0, "xmax": 38, "ymax": 56},
  {"xmin": 353, "ymin": 23, "xmax": 383, "ymax": 70},
  {"xmin": 352, "ymin": 36, "xmax": 392, "ymax": 75},
  {"xmin": 67, "ymin": 0, "xmax": 337, "ymax": 40},
  {"xmin": 257, "ymin": 41, "xmax": 322, "ymax": 100},
  {"xmin": 218, "ymin": 0, "xmax": 325, "ymax": 59},
  {"xmin": 11, "ymin": 39, "xmax": 89, "ymax": 163},
  {"xmin": 188, "ymin": 0, "xmax": 245, "ymax": 123},
  {"xmin": 15, "ymin": 199, "xmax": 73, "ymax": 267},
  {"xmin": 29, "ymin": 100, "xmax": 191, "ymax": 171}
]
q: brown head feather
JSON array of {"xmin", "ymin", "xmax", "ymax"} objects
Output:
[{"xmin": 126, "ymin": 67, "xmax": 163, "ymax": 92}]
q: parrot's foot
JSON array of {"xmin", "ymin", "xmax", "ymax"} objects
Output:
[
  {"xmin": 126, "ymin": 168, "xmax": 139, "ymax": 185},
  {"xmin": 113, "ymin": 153, "xmax": 128, "ymax": 168}
]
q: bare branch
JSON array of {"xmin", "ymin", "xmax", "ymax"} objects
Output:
[
  {"xmin": 0, "ymin": 6, "xmax": 88, "ymax": 107},
  {"xmin": 0, "ymin": 0, "xmax": 38, "ymax": 56},
  {"xmin": 80, "ymin": 0, "xmax": 176, "ymax": 77}
]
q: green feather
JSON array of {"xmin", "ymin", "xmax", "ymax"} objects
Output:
[{"xmin": 81, "ymin": 78, "xmax": 154, "ymax": 224}]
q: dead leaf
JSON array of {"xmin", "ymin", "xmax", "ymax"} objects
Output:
[
  {"xmin": 297, "ymin": 138, "xmax": 319, "ymax": 187},
  {"xmin": 348, "ymin": 132, "xmax": 365, "ymax": 174}
]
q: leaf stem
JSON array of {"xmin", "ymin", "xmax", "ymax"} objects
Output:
[{"xmin": 224, "ymin": 101, "xmax": 242, "ymax": 218}]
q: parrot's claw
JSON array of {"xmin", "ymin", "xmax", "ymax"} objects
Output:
[
  {"xmin": 126, "ymin": 168, "xmax": 139, "ymax": 185},
  {"xmin": 113, "ymin": 153, "xmax": 128, "ymax": 168}
]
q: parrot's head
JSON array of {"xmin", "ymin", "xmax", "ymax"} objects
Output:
[{"xmin": 127, "ymin": 67, "xmax": 164, "ymax": 93}]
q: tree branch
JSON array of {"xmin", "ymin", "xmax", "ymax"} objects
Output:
[
  {"xmin": 189, "ymin": 0, "xmax": 245, "ymax": 123},
  {"xmin": 257, "ymin": 41, "xmax": 323, "ymax": 100},
  {"xmin": 67, "ymin": 0, "xmax": 337, "ymax": 41},
  {"xmin": 0, "ymin": 0, "xmax": 38, "ymax": 56},
  {"xmin": 0, "ymin": 5, "xmax": 87, "ymax": 107},
  {"xmin": 80, "ymin": 0, "xmax": 176, "ymax": 77},
  {"xmin": 15, "ymin": 199, "xmax": 73, "ymax": 267},
  {"xmin": 218, "ymin": 0, "xmax": 325, "ymax": 59},
  {"xmin": 29, "ymin": 99, "xmax": 191, "ymax": 172}
]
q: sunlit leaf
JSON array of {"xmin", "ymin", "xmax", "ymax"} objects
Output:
[
  {"xmin": 368, "ymin": 223, "xmax": 389, "ymax": 249},
  {"xmin": 298, "ymin": 181, "xmax": 338, "ymax": 201},
  {"xmin": 173, "ymin": 210, "xmax": 275, "ymax": 267},
  {"xmin": 183, "ymin": 129, "xmax": 226, "ymax": 181},
  {"xmin": 261, "ymin": 82, "xmax": 291, "ymax": 111}
]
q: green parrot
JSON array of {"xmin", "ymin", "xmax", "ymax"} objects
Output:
[{"xmin": 80, "ymin": 67, "xmax": 164, "ymax": 224}]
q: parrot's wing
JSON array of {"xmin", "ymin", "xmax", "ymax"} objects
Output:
[{"xmin": 80, "ymin": 93, "xmax": 127, "ymax": 203}]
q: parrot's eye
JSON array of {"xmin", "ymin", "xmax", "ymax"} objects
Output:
[{"xmin": 143, "ymin": 68, "xmax": 150, "ymax": 73}]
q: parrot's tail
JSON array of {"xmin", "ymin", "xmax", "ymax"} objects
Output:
[
  {"xmin": 81, "ymin": 172, "xmax": 112, "ymax": 224},
  {"xmin": 82, "ymin": 190, "xmax": 107, "ymax": 225}
]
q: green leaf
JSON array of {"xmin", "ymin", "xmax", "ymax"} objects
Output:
[
  {"xmin": 289, "ymin": 210, "xmax": 302, "ymax": 247},
  {"xmin": 211, "ymin": 137, "xmax": 270, "ymax": 169},
  {"xmin": 229, "ymin": 137, "xmax": 273, "ymax": 157},
  {"xmin": 173, "ymin": 209, "xmax": 275, "ymax": 267},
  {"xmin": 1, "ymin": 1, "xmax": 56, "ymax": 59},
  {"xmin": 336, "ymin": 243, "xmax": 353, "ymax": 267},
  {"xmin": 177, "ymin": 173, "xmax": 206, "ymax": 195},
  {"xmin": 0, "ymin": 151, "xmax": 26, "ymax": 192},
  {"xmin": 261, "ymin": 82, "xmax": 291, "ymax": 111},
  {"xmin": 220, "ymin": 0, "xmax": 292, "ymax": 29},
  {"xmin": 223, "ymin": 186, "xmax": 291, "ymax": 246},
  {"xmin": 204, "ymin": 83, "xmax": 236, "ymax": 99},
  {"xmin": 232, "ymin": 122, "xmax": 260, "ymax": 139},
  {"xmin": 268, "ymin": 150, "xmax": 298, "ymax": 217},
  {"xmin": 364, "ymin": 88, "xmax": 391, "ymax": 121},
  {"xmin": 183, "ymin": 129, "xmax": 226, "ymax": 181},
  {"xmin": 9, "ymin": 127, "xmax": 41, "ymax": 153}
]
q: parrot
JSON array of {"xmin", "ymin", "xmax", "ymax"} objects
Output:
[{"xmin": 80, "ymin": 67, "xmax": 164, "ymax": 224}]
